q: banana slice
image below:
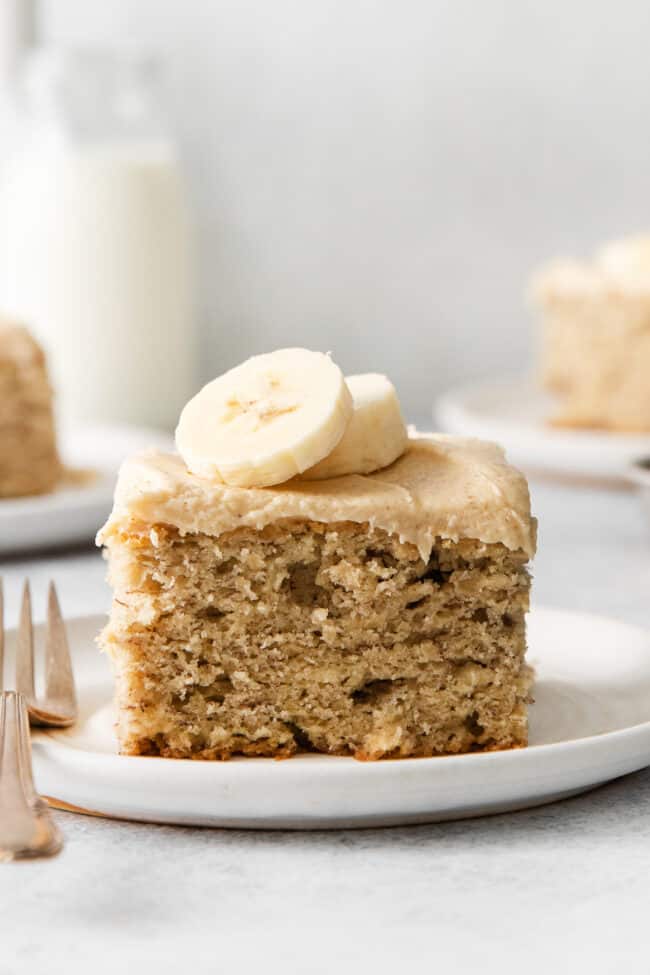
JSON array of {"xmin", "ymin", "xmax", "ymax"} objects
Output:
[
  {"xmin": 300, "ymin": 373, "xmax": 407, "ymax": 480},
  {"xmin": 175, "ymin": 348, "xmax": 353, "ymax": 488}
]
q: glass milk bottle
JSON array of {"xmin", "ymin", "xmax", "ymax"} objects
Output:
[{"xmin": 0, "ymin": 47, "xmax": 196, "ymax": 429}]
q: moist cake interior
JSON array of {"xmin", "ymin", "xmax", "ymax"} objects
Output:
[{"xmin": 102, "ymin": 518, "xmax": 532, "ymax": 760}]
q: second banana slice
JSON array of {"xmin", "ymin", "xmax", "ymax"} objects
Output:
[{"xmin": 300, "ymin": 373, "xmax": 408, "ymax": 480}]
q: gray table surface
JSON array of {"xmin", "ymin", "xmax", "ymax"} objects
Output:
[{"xmin": 1, "ymin": 476, "xmax": 648, "ymax": 974}]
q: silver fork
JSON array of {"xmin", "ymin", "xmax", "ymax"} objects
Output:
[
  {"xmin": 14, "ymin": 581, "xmax": 77, "ymax": 727},
  {"xmin": 0, "ymin": 580, "xmax": 78, "ymax": 861}
]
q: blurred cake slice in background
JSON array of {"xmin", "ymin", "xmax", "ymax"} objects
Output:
[
  {"xmin": 0, "ymin": 320, "xmax": 61, "ymax": 497},
  {"xmin": 530, "ymin": 235, "xmax": 650, "ymax": 432}
]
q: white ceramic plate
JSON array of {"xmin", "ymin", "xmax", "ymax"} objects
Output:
[
  {"xmin": 20, "ymin": 607, "xmax": 650, "ymax": 829},
  {"xmin": 435, "ymin": 378, "xmax": 650, "ymax": 482},
  {"xmin": 0, "ymin": 425, "xmax": 173, "ymax": 555}
]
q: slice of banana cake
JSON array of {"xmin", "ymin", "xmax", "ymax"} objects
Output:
[
  {"xmin": 0, "ymin": 321, "xmax": 61, "ymax": 498},
  {"xmin": 98, "ymin": 403, "xmax": 536, "ymax": 760},
  {"xmin": 531, "ymin": 235, "xmax": 650, "ymax": 431}
]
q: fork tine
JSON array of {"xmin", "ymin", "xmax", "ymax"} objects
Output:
[
  {"xmin": 15, "ymin": 581, "xmax": 35, "ymax": 701},
  {"xmin": 45, "ymin": 583, "xmax": 77, "ymax": 718},
  {"xmin": 0, "ymin": 579, "xmax": 4, "ymax": 692}
]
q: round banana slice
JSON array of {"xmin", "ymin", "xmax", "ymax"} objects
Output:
[
  {"xmin": 176, "ymin": 349, "xmax": 353, "ymax": 488},
  {"xmin": 300, "ymin": 373, "xmax": 407, "ymax": 480}
]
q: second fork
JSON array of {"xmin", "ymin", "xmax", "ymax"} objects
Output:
[{"xmin": 6, "ymin": 581, "xmax": 78, "ymax": 728}]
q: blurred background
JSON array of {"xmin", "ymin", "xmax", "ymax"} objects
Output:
[{"xmin": 3, "ymin": 0, "xmax": 650, "ymax": 424}]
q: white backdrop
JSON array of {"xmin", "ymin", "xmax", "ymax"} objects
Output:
[{"xmin": 41, "ymin": 0, "xmax": 650, "ymax": 419}]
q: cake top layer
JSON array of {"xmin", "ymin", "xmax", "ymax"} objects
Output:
[
  {"xmin": 0, "ymin": 321, "xmax": 47, "ymax": 369},
  {"xmin": 98, "ymin": 434, "xmax": 536, "ymax": 560},
  {"xmin": 531, "ymin": 234, "xmax": 650, "ymax": 305}
]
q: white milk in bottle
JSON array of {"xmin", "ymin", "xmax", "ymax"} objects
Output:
[{"xmin": 0, "ymin": 48, "xmax": 195, "ymax": 429}]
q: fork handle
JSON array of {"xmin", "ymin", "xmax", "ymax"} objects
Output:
[{"xmin": 0, "ymin": 692, "xmax": 62, "ymax": 861}]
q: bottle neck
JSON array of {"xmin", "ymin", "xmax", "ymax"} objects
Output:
[{"xmin": 19, "ymin": 46, "xmax": 168, "ymax": 148}]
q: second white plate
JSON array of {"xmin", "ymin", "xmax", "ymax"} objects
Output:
[
  {"xmin": 22, "ymin": 607, "xmax": 650, "ymax": 829},
  {"xmin": 435, "ymin": 377, "xmax": 650, "ymax": 482}
]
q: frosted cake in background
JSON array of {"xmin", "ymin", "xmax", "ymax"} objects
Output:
[
  {"xmin": 0, "ymin": 321, "xmax": 61, "ymax": 498},
  {"xmin": 531, "ymin": 235, "xmax": 650, "ymax": 431}
]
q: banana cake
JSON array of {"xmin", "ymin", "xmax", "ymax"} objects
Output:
[
  {"xmin": 98, "ymin": 349, "xmax": 536, "ymax": 761},
  {"xmin": 0, "ymin": 321, "xmax": 61, "ymax": 498},
  {"xmin": 531, "ymin": 234, "xmax": 650, "ymax": 431}
]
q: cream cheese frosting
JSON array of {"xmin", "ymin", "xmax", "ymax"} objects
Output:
[{"xmin": 98, "ymin": 434, "xmax": 536, "ymax": 561}]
